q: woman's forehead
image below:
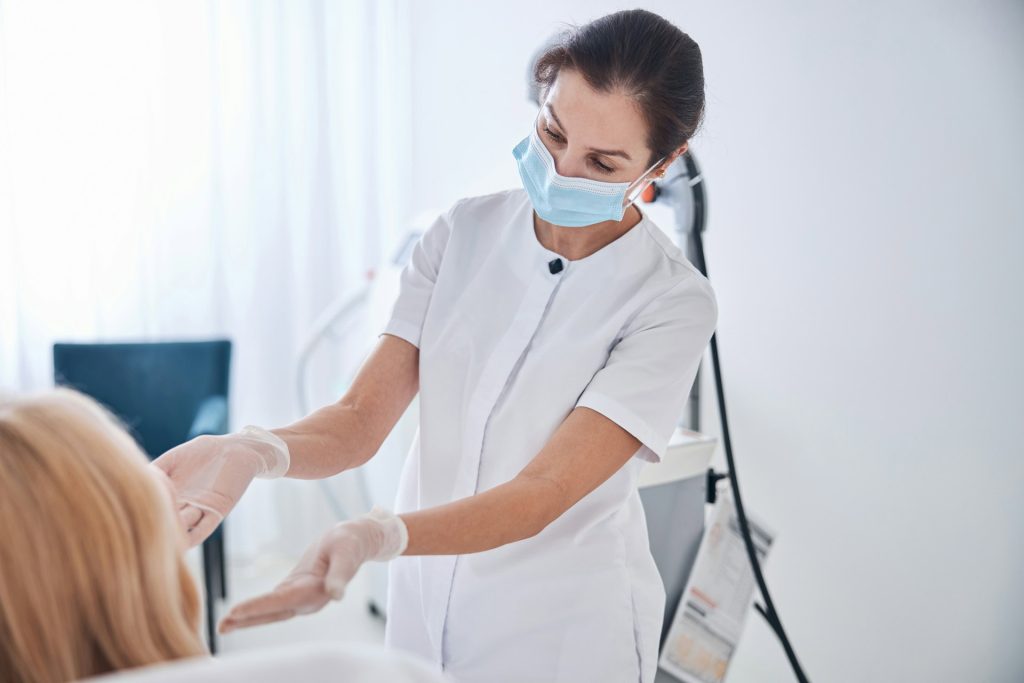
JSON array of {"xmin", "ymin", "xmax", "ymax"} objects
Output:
[{"xmin": 543, "ymin": 69, "xmax": 648, "ymax": 159}]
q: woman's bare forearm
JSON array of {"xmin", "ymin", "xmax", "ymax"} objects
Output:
[
  {"xmin": 397, "ymin": 406, "xmax": 643, "ymax": 556},
  {"xmin": 269, "ymin": 402, "xmax": 375, "ymax": 479},
  {"xmin": 269, "ymin": 334, "xmax": 421, "ymax": 479},
  {"xmin": 399, "ymin": 474, "xmax": 565, "ymax": 555}
]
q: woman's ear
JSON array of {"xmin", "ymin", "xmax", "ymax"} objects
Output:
[
  {"xmin": 671, "ymin": 142, "xmax": 689, "ymax": 165},
  {"xmin": 655, "ymin": 143, "xmax": 688, "ymax": 178}
]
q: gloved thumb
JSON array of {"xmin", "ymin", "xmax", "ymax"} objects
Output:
[
  {"xmin": 178, "ymin": 502, "xmax": 223, "ymax": 547},
  {"xmin": 323, "ymin": 541, "xmax": 361, "ymax": 601}
]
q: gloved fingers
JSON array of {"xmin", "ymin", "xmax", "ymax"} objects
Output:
[
  {"xmin": 178, "ymin": 503, "xmax": 204, "ymax": 531},
  {"xmin": 149, "ymin": 447, "xmax": 177, "ymax": 476},
  {"xmin": 218, "ymin": 608, "xmax": 297, "ymax": 634},
  {"xmin": 148, "ymin": 463, "xmax": 177, "ymax": 497},
  {"xmin": 223, "ymin": 579, "xmax": 323, "ymax": 624},
  {"xmin": 154, "ymin": 435, "xmax": 265, "ymax": 535},
  {"xmin": 179, "ymin": 502, "xmax": 223, "ymax": 547}
]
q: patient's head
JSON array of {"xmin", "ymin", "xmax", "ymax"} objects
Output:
[{"xmin": 0, "ymin": 388, "xmax": 205, "ymax": 683}]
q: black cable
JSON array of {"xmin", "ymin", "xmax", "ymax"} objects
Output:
[{"xmin": 682, "ymin": 152, "xmax": 811, "ymax": 683}]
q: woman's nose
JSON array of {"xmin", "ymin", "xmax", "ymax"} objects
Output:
[{"xmin": 552, "ymin": 151, "xmax": 586, "ymax": 178}]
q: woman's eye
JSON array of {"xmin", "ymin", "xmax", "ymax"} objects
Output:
[
  {"xmin": 543, "ymin": 126, "xmax": 565, "ymax": 143},
  {"xmin": 542, "ymin": 125, "xmax": 613, "ymax": 174}
]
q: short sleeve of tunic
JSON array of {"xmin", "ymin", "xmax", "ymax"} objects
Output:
[
  {"xmin": 379, "ymin": 201, "xmax": 460, "ymax": 349},
  {"xmin": 575, "ymin": 273, "xmax": 719, "ymax": 464}
]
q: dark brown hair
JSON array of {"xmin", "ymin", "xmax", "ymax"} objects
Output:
[{"xmin": 533, "ymin": 9, "xmax": 705, "ymax": 167}]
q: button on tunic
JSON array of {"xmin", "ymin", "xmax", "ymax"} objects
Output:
[{"xmin": 380, "ymin": 188, "xmax": 718, "ymax": 683}]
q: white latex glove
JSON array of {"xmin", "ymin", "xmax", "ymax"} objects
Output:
[
  {"xmin": 218, "ymin": 506, "xmax": 408, "ymax": 634},
  {"xmin": 151, "ymin": 425, "xmax": 289, "ymax": 546}
]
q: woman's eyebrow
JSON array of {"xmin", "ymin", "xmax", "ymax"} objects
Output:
[{"xmin": 545, "ymin": 103, "xmax": 634, "ymax": 162}]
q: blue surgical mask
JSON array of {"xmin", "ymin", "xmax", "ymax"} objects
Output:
[{"xmin": 512, "ymin": 120, "xmax": 664, "ymax": 228}]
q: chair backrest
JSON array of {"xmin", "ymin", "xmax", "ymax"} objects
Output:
[{"xmin": 53, "ymin": 340, "xmax": 231, "ymax": 458}]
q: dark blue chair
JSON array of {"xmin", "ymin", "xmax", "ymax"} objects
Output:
[{"xmin": 53, "ymin": 340, "xmax": 232, "ymax": 653}]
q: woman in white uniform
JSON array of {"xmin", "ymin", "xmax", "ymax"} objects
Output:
[{"xmin": 155, "ymin": 9, "xmax": 716, "ymax": 683}]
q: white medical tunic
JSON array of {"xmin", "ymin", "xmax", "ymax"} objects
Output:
[{"xmin": 380, "ymin": 188, "xmax": 718, "ymax": 683}]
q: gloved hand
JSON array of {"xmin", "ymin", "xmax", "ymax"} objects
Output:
[
  {"xmin": 151, "ymin": 425, "xmax": 290, "ymax": 546},
  {"xmin": 218, "ymin": 505, "xmax": 409, "ymax": 634}
]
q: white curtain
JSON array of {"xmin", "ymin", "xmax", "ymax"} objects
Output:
[{"xmin": 0, "ymin": 0, "xmax": 413, "ymax": 556}]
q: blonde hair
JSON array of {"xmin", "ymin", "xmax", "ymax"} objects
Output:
[{"xmin": 0, "ymin": 387, "xmax": 206, "ymax": 682}]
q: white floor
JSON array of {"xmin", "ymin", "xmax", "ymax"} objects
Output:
[{"xmin": 186, "ymin": 548, "xmax": 386, "ymax": 655}]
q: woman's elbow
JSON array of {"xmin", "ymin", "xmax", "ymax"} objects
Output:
[{"xmin": 514, "ymin": 474, "xmax": 571, "ymax": 542}]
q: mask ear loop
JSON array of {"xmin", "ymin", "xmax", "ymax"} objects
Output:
[{"xmin": 624, "ymin": 156, "xmax": 667, "ymax": 208}]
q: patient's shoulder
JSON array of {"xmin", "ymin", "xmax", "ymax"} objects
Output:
[{"xmin": 84, "ymin": 641, "xmax": 452, "ymax": 683}]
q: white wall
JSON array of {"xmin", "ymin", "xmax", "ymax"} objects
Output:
[{"xmin": 406, "ymin": 1, "xmax": 1024, "ymax": 681}]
